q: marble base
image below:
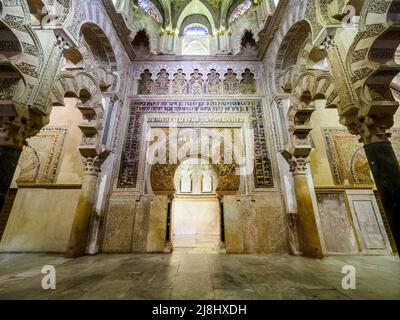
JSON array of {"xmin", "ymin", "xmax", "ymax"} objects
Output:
[
  {"xmin": 0, "ymin": 187, "xmax": 80, "ymax": 252},
  {"xmin": 346, "ymin": 189, "xmax": 392, "ymax": 255},
  {"xmin": 101, "ymin": 192, "xmax": 288, "ymax": 254},
  {"xmin": 101, "ymin": 195, "xmax": 168, "ymax": 253},
  {"xmin": 224, "ymin": 193, "xmax": 288, "ymax": 254}
]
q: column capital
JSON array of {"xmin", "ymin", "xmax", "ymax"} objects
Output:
[
  {"xmin": 322, "ymin": 35, "xmax": 336, "ymax": 51},
  {"xmin": 82, "ymin": 156, "xmax": 101, "ymax": 176},
  {"xmin": 288, "ymin": 156, "xmax": 309, "ymax": 176},
  {"xmin": 350, "ymin": 114, "xmax": 393, "ymax": 145},
  {"xmin": 55, "ymin": 35, "xmax": 69, "ymax": 50},
  {"xmin": 0, "ymin": 115, "xmax": 29, "ymax": 150}
]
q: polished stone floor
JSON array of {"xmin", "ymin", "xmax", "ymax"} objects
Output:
[{"xmin": 0, "ymin": 250, "xmax": 399, "ymax": 300}]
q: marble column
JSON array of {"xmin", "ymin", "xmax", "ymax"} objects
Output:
[
  {"xmin": 66, "ymin": 157, "xmax": 100, "ymax": 258},
  {"xmin": 289, "ymin": 157, "xmax": 323, "ymax": 258},
  {"xmin": 358, "ymin": 116, "xmax": 400, "ymax": 252},
  {"xmin": 0, "ymin": 112, "xmax": 27, "ymax": 214},
  {"xmin": 0, "ymin": 146, "xmax": 21, "ymax": 214},
  {"xmin": 324, "ymin": 34, "xmax": 400, "ymax": 250}
]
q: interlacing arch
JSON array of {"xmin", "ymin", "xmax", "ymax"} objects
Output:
[
  {"xmin": 129, "ymin": 22, "xmax": 160, "ymax": 54},
  {"xmin": 48, "ymin": 70, "xmax": 104, "ymax": 158},
  {"xmin": 48, "ymin": 71, "xmax": 101, "ymax": 108},
  {"xmin": 292, "ymin": 72, "xmax": 340, "ymax": 109},
  {"xmin": 347, "ymin": 0, "xmax": 399, "ymax": 107},
  {"xmin": 0, "ymin": 0, "xmax": 44, "ymax": 106},
  {"xmin": 286, "ymin": 72, "xmax": 340, "ymax": 141}
]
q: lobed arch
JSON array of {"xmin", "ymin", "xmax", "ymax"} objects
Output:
[
  {"xmin": 48, "ymin": 71, "xmax": 102, "ymax": 109},
  {"xmin": 129, "ymin": 21, "xmax": 160, "ymax": 54},
  {"xmin": 173, "ymin": 158, "xmax": 219, "ymax": 195},
  {"xmin": 47, "ymin": 70, "xmax": 105, "ymax": 159},
  {"xmin": 291, "ymin": 72, "xmax": 340, "ymax": 109},
  {"xmin": 230, "ymin": 18, "xmax": 260, "ymax": 55},
  {"xmin": 284, "ymin": 71, "xmax": 340, "ymax": 162}
]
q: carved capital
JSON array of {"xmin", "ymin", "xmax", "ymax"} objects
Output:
[
  {"xmin": 322, "ymin": 35, "xmax": 336, "ymax": 51},
  {"xmin": 0, "ymin": 115, "xmax": 28, "ymax": 149},
  {"xmin": 82, "ymin": 156, "xmax": 101, "ymax": 176},
  {"xmin": 351, "ymin": 115, "xmax": 393, "ymax": 145},
  {"xmin": 55, "ymin": 35, "xmax": 69, "ymax": 50},
  {"xmin": 288, "ymin": 156, "xmax": 309, "ymax": 176}
]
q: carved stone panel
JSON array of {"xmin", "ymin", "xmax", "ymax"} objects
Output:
[
  {"xmin": 171, "ymin": 69, "xmax": 188, "ymax": 95},
  {"xmin": 205, "ymin": 69, "xmax": 221, "ymax": 94},
  {"xmin": 240, "ymin": 69, "xmax": 256, "ymax": 94},
  {"xmin": 346, "ymin": 190, "xmax": 392, "ymax": 254},
  {"xmin": 223, "ymin": 69, "xmax": 239, "ymax": 94},
  {"xmin": 154, "ymin": 69, "xmax": 170, "ymax": 95},
  {"xmin": 137, "ymin": 69, "xmax": 153, "ymax": 95},
  {"xmin": 189, "ymin": 69, "xmax": 204, "ymax": 95},
  {"xmin": 316, "ymin": 192, "xmax": 359, "ymax": 254}
]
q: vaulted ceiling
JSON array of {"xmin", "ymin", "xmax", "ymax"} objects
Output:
[{"xmin": 137, "ymin": 0, "xmax": 252, "ymax": 29}]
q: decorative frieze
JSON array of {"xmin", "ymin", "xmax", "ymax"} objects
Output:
[{"xmin": 137, "ymin": 68, "xmax": 258, "ymax": 96}]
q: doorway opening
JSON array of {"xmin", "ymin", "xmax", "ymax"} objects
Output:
[{"xmin": 170, "ymin": 158, "xmax": 221, "ymax": 251}]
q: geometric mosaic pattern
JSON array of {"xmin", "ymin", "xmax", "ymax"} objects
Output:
[
  {"xmin": 17, "ymin": 127, "xmax": 68, "ymax": 185},
  {"xmin": 322, "ymin": 127, "xmax": 400, "ymax": 186},
  {"xmin": 118, "ymin": 100, "xmax": 274, "ymax": 189}
]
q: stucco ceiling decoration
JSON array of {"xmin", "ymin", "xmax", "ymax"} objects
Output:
[{"xmin": 134, "ymin": 0, "xmax": 254, "ymax": 31}]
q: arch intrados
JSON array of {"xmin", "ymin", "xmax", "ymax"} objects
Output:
[
  {"xmin": 0, "ymin": 22, "xmax": 22, "ymax": 59},
  {"xmin": 275, "ymin": 20, "xmax": 312, "ymax": 72},
  {"xmin": 80, "ymin": 22, "xmax": 117, "ymax": 72}
]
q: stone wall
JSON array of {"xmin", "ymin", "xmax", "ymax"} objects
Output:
[
  {"xmin": 101, "ymin": 195, "xmax": 168, "ymax": 253},
  {"xmin": 0, "ymin": 99, "xmax": 84, "ymax": 252},
  {"xmin": 224, "ymin": 193, "xmax": 288, "ymax": 254},
  {"xmin": 0, "ymin": 188, "xmax": 81, "ymax": 252}
]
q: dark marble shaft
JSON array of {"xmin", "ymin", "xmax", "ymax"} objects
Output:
[
  {"xmin": 364, "ymin": 141, "xmax": 400, "ymax": 251},
  {"xmin": 0, "ymin": 146, "xmax": 21, "ymax": 214}
]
